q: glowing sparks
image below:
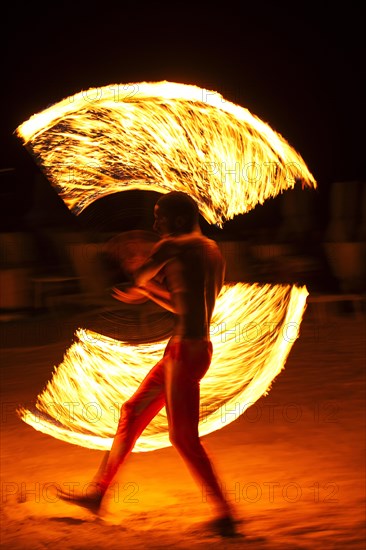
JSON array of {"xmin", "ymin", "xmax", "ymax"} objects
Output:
[
  {"xmin": 18, "ymin": 283, "xmax": 308, "ymax": 451},
  {"xmin": 16, "ymin": 81, "xmax": 316, "ymax": 225},
  {"xmin": 16, "ymin": 82, "xmax": 315, "ymax": 451}
]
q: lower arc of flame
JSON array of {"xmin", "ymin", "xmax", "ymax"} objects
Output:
[{"xmin": 18, "ymin": 283, "xmax": 308, "ymax": 452}]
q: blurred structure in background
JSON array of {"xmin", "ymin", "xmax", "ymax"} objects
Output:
[
  {"xmin": 249, "ymin": 185, "xmax": 332, "ymax": 292},
  {"xmin": 324, "ymin": 181, "xmax": 366, "ymax": 294},
  {"xmin": 0, "ymin": 170, "xmax": 365, "ymax": 324},
  {"xmin": 0, "ymin": 231, "xmax": 34, "ymax": 314}
]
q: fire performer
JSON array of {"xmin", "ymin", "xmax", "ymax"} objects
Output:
[{"xmin": 60, "ymin": 191, "xmax": 237, "ymax": 536}]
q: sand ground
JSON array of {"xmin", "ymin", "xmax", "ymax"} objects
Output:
[{"xmin": 1, "ymin": 302, "xmax": 365, "ymax": 549}]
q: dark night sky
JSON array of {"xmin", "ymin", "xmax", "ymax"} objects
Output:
[{"xmin": 1, "ymin": 1, "xmax": 364, "ymax": 226}]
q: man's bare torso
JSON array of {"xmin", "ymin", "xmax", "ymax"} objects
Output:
[{"xmin": 152, "ymin": 233, "xmax": 225, "ymax": 339}]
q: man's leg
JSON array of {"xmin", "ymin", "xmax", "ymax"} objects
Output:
[
  {"xmin": 95, "ymin": 358, "xmax": 166, "ymax": 493},
  {"xmin": 59, "ymin": 356, "xmax": 166, "ymax": 510},
  {"xmin": 164, "ymin": 341, "xmax": 233, "ymax": 520}
]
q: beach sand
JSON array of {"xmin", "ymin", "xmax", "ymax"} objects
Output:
[{"xmin": 1, "ymin": 304, "xmax": 365, "ymax": 549}]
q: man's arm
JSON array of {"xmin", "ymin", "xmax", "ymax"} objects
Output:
[
  {"xmin": 133, "ymin": 258, "xmax": 169, "ymax": 287},
  {"xmin": 111, "ymin": 280, "xmax": 175, "ymax": 312},
  {"xmin": 133, "ymin": 240, "xmax": 174, "ymax": 286},
  {"xmin": 117, "ymin": 239, "xmax": 177, "ymax": 312},
  {"xmin": 138, "ymin": 279, "xmax": 176, "ymax": 313}
]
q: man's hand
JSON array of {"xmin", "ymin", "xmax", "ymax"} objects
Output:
[{"xmin": 111, "ymin": 284, "xmax": 148, "ymax": 304}]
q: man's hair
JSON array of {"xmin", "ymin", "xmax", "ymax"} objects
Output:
[{"xmin": 157, "ymin": 191, "xmax": 199, "ymax": 232}]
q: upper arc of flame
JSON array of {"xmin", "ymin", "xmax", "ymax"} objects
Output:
[{"xmin": 16, "ymin": 81, "xmax": 316, "ymax": 225}]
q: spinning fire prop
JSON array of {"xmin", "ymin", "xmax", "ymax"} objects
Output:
[{"xmin": 16, "ymin": 81, "xmax": 315, "ymax": 451}]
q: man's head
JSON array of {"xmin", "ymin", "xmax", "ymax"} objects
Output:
[{"xmin": 153, "ymin": 191, "xmax": 200, "ymax": 236}]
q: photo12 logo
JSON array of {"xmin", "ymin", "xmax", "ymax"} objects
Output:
[
  {"xmin": 202, "ymin": 481, "xmax": 339, "ymax": 504},
  {"xmin": 1, "ymin": 481, "xmax": 139, "ymax": 504}
]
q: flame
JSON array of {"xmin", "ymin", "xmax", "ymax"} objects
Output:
[
  {"xmin": 18, "ymin": 283, "xmax": 308, "ymax": 451},
  {"xmin": 16, "ymin": 82, "xmax": 315, "ymax": 451},
  {"xmin": 16, "ymin": 81, "xmax": 316, "ymax": 225}
]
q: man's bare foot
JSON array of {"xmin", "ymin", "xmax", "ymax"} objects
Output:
[
  {"xmin": 204, "ymin": 515, "xmax": 241, "ymax": 537},
  {"xmin": 57, "ymin": 488, "xmax": 102, "ymax": 514}
]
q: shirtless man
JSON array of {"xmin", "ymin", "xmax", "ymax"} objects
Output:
[{"xmin": 60, "ymin": 191, "xmax": 236, "ymax": 535}]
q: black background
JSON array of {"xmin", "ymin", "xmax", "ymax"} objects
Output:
[{"xmin": 2, "ymin": 1, "xmax": 364, "ymax": 229}]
